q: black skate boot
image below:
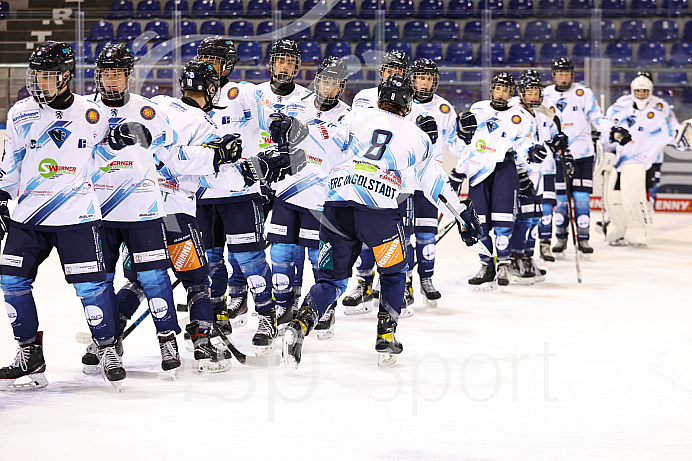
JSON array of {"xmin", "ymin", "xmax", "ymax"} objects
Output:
[
  {"xmin": 552, "ymin": 238, "xmax": 568, "ymax": 259},
  {"xmin": 539, "ymin": 240, "xmax": 555, "ymax": 262},
  {"xmin": 577, "ymin": 240, "xmax": 593, "ymax": 260},
  {"xmin": 515, "ymin": 256, "xmax": 536, "ymax": 285},
  {"xmin": 158, "ymin": 331, "xmax": 181, "ymax": 379},
  {"xmin": 468, "ymin": 263, "xmax": 496, "ymax": 290},
  {"xmin": 507, "ymin": 256, "xmax": 522, "ymax": 284},
  {"xmin": 186, "ymin": 323, "xmax": 232, "ymax": 373},
  {"xmin": 400, "ymin": 278, "xmax": 415, "ymax": 318},
  {"xmin": 419, "ymin": 277, "xmax": 441, "ymax": 308},
  {"xmin": 371, "ymin": 277, "xmax": 380, "ymax": 299},
  {"xmin": 283, "ymin": 305, "xmax": 316, "ymax": 371},
  {"xmin": 529, "ymin": 256, "xmax": 546, "ymax": 282},
  {"xmin": 495, "ymin": 261, "xmax": 510, "ymax": 287},
  {"xmin": 82, "ymin": 319, "xmax": 125, "ymax": 374},
  {"xmin": 376, "ymin": 312, "xmax": 403, "ymax": 367},
  {"xmin": 314, "ymin": 303, "xmax": 336, "ymax": 340},
  {"xmin": 227, "ymin": 293, "xmax": 249, "ymax": 327},
  {"xmin": 97, "ymin": 341, "xmax": 126, "ymax": 391},
  {"xmin": 252, "ymin": 309, "xmax": 278, "ymax": 356},
  {"xmin": 341, "ymin": 278, "xmax": 374, "ymax": 315},
  {"xmin": 0, "ymin": 332, "xmax": 48, "ymax": 391},
  {"xmin": 276, "ymin": 290, "xmax": 298, "ymax": 330}
]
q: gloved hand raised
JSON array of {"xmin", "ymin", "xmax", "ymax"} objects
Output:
[
  {"xmin": 269, "ymin": 112, "xmax": 309, "ymax": 151},
  {"xmin": 203, "ymin": 133, "xmax": 243, "ymax": 173},
  {"xmin": 107, "ymin": 122, "xmax": 152, "ymax": 151},
  {"xmin": 416, "ymin": 115, "xmax": 438, "ymax": 145}
]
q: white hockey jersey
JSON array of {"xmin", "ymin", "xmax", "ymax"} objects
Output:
[
  {"xmin": 1, "ymin": 95, "xmax": 112, "ymax": 228},
  {"xmin": 408, "ymin": 95, "xmax": 457, "ymax": 158},
  {"xmin": 92, "ymin": 94, "xmax": 172, "ymax": 224},
  {"xmin": 606, "ymin": 95, "xmax": 678, "ymax": 170},
  {"xmin": 250, "ymin": 81, "xmax": 309, "ymax": 152},
  {"xmin": 543, "ymin": 83, "xmax": 612, "ymax": 160},
  {"xmin": 271, "ymin": 92, "xmax": 351, "ymax": 211},
  {"xmin": 351, "ymin": 87, "xmax": 378, "ymax": 110}
]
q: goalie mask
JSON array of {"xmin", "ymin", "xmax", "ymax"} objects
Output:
[
  {"xmin": 631, "ymin": 74, "xmax": 653, "ymax": 110},
  {"xmin": 180, "ymin": 60, "xmax": 221, "ymax": 111},
  {"xmin": 27, "ymin": 41, "xmax": 76, "ymax": 105},
  {"xmin": 314, "ymin": 56, "xmax": 348, "ymax": 107},
  {"xmin": 95, "ymin": 43, "xmax": 135, "ymax": 102},
  {"xmin": 269, "ymin": 39, "xmax": 301, "ymax": 84}
]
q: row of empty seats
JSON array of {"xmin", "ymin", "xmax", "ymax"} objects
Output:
[{"xmin": 104, "ymin": 0, "xmax": 692, "ymax": 20}]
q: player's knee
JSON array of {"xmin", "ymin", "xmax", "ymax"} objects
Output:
[
  {"xmin": 137, "ymin": 269, "xmax": 170, "ymax": 289},
  {"xmin": 74, "ymin": 281, "xmax": 108, "ymax": 299},
  {"xmin": 270, "ymin": 242, "xmax": 298, "ymax": 267},
  {"xmin": 0, "ymin": 275, "xmax": 33, "ymax": 293}
]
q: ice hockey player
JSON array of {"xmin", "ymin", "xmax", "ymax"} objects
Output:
[
  {"xmin": 543, "ymin": 57, "xmax": 631, "ymax": 259},
  {"xmin": 267, "ymin": 56, "xmax": 351, "ymax": 340},
  {"xmin": 407, "ymin": 58, "xmax": 457, "ymax": 307},
  {"xmin": 0, "ymin": 42, "xmax": 125, "ymax": 389},
  {"xmin": 343, "ymin": 50, "xmax": 410, "ymax": 314},
  {"xmin": 282, "ymin": 75, "xmax": 482, "ymax": 370},
  {"xmin": 602, "ymin": 72, "xmax": 678, "ymax": 246}
]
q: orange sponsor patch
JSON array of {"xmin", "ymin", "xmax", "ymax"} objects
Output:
[
  {"xmin": 373, "ymin": 238, "xmax": 404, "ymax": 268},
  {"xmin": 168, "ymin": 239, "xmax": 201, "ymax": 271}
]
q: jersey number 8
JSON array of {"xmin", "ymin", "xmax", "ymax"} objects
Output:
[{"xmin": 363, "ymin": 129, "xmax": 393, "ymax": 161}]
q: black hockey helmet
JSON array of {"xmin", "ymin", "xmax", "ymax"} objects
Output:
[
  {"xmin": 196, "ymin": 36, "xmax": 238, "ymax": 77},
  {"xmin": 490, "ymin": 72, "xmax": 515, "ymax": 109},
  {"xmin": 379, "ymin": 50, "xmax": 409, "ymax": 82},
  {"xmin": 520, "ymin": 69, "xmax": 540, "ymax": 81},
  {"xmin": 517, "ymin": 74, "xmax": 544, "ymax": 108},
  {"xmin": 180, "ymin": 60, "xmax": 221, "ymax": 111},
  {"xmin": 27, "ymin": 41, "xmax": 76, "ymax": 105},
  {"xmin": 269, "ymin": 39, "xmax": 301, "ymax": 84},
  {"xmin": 378, "ymin": 74, "xmax": 413, "ymax": 115},
  {"xmin": 636, "ymin": 69, "xmax": 653, "ymax": 83},
  {"xmin": 95, "ymin": 43, "xmax": 135, "ymax": 101},
  {"xmin": 410, "ymin": 58, "xmax": 439, "ymax": 101},
  {"xmin": 551, "ymin": 57, "xmax": 574, "ymax": 91},
  {"xmin": 314, "ymin": 56, "xmax": 348, "ymax": 107}
]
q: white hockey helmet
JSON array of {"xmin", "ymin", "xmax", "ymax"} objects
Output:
[{"xmin": 630, "ymin": 75, "xmax": 653, "ymax": 110}]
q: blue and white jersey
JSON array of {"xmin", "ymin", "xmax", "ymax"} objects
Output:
[
  {"xmin": 327, "ymin": 107, "xmax": 464, "ymax": 217},
  {"xmin": 606, "ymin": 94, "xmax": 678, "ymax": 171},
  {"xmin": 408, "ymin": 95, "xmax": 457, "ymax": 159},
  {"xmin": 1, "ymin": 95, "xmax": 112, "ymax": 229},
  {"xmin": 92, "ymin": 93, "xmax": 172, "ymax": 224},
  {"xmin": 250, "ymin": 81, "xmax": 309, "ymax": 153},
  {"xmin": 351, "ymin": 87, "xmax": 378, "ymax": 110},
  {"xmin": 454, "ymin": 100, "xmax": 535, "ymax": 187},
  {"xmin": 271, "ymin": 92, "xmax": 351, "ymax": 211},
  {"xmin": 543, "ymin": 83, "xmax": 612, "ymax": 160}
]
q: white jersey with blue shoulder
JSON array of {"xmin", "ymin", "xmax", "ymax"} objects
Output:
[
  {"xmin": 250, "ymin": 81, "xmax": 309, "ymax": 153},
  {"xmin": 351, "ymin": 87, "xmax": 378, "ymax": 110},
  {"xmin": 408, "ymin": 94, "xmax": 457, "ymax": 159}
]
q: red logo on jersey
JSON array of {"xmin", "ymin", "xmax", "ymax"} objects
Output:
[
  {"xmin": 440, "ymin": 104, "xmax": 450, "ymax": 114},
  {"xmin": 647, "ymin": 111, "xmax": 655, "ymax": 119},
  {"xmin": 140, "ymin": 106, "xmax": 155, "ymax": 120},
  {"xmin": 228, "ymin": 87, "xmax": 239, "ymax": 100},
  {"xmin": 511, "ymin": 115, "xmax": 521, "ymax": 124},
  {"xmin": 576, "ymin": 89, "xmax": 584, "ymax": 96},
  {"xmin": 318, "ymin": 124, "xmax": 329, "ymax": 139},
  {"xmin": 85, "ymin": 109, "xmax": 100, "ymax": 124}
]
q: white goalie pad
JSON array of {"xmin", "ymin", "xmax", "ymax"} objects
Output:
[
  {"xmin": 621, "ymin": 163, "xmax": 654, "ymax": 245},
  {"xmin": 603, "ymin": 167, "xmax": 627, "ymax": 243},
  {"xmin": 675, "ymin": 118, "xmax": 692, "ymax": 150}
]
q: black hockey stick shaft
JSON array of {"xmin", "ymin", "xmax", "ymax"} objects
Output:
[{"xmin": 211, "ymin": 325, "xmax": 281, "ymax": 368}]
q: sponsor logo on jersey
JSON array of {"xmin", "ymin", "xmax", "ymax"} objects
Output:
[
  {"xmin": 111, "ymin": 108, "xmax": 118, "ymax": 117},
  {"xmin": 48, "ymin": 128, "xmax": 71, "ymax": 148},
  {"xmin": 247, "ymin": 275, "xmax": 267, "ymax": 294},
  {"xmin": 562, "ymin": 122, "xmax": 574, "ymax": 128},
  {"xmin": 329, "ymin": 174, "xmax": 397, "ymax": 199},
  {"xmin": 133, "ymin": 249, "xmax": 168, "ymax": 264},
  {"xmin": 576, "ymin": 89, "xmax": 584, "ymax": 96},
  {"xmin": 318, "ymin": 241, "xmax": 333, "ymax": 270},
  {"xmin": 299, "ymin": 228, "xmax": 319, "ymax": 240},
  {"xmin": 100, "ymin": 160, "xmax": 134, "ymax": 172},
  {"xmin": 267, "ymin": 223, "xmax": 288, "ymax": 236},
  {"xmin": 78, "ymin": 139, "xmax": 88, "ymax": 148},
  {"xmin": 440, "ymin": 104, "xmax": 450, "ymax": 114},
  {"xmin": 318, "ymin": 124, "xmax": 329, "ymax": 139},
  {"xmin": 272, "ymin": 273, "xmax": 290, "ymax": 291},
  {"xmin": 85, "ymin": 109, "xmax": 100, "ymax": 124},
  {"xmin": 227, "ymin": 87, "xmax": 239, "ymax": 100},
  {"xmin": 647, "ymin": 111, "xmax": 655, "ymax": 119},
  {"xmin": 168, "ymin": 239, "xmax": 201, "ymax": 271},
  {"xmin": 55, "ymin": 110, "xmax": 63, "ymax": 120},
  {"xmin": 158, "ymin": 178, "xmax": 180, "ymax": 191},
  {"xmin": 64, "ymin": 261, "xmax": 99, "ymax": 275},
  {"xmin": 1, "ymin": 254, "xmax": 23, "ymax": 268},
  {"xmin": 306, "ymin": 153, "xmax": 323, "ymax": 165},
  {"xmin": 140, "ymin": 106, "xmax": 156, "ymax": 120},
  {"xmin": 169, "ymin": 101, "xmax": 187, "ymax": 112},
  {"xmin": 486, "ymin": 120, "xmax": 499, "ymax": 133},
  {"xmin": 373, "ymin": 237, "xmax": 404, "ymax": 268},
  {"xmin": 511, "ymin": 115, "xmax": 521, "ymax": 124},
  {"xmin": 12, "ymin": 110, "xmax": 40, "ymax": 125},
  {"xmin": 149, "ymin": 298, "xmax": 169, "ymax": 319},
  {"xmin": 39, "ymin": 158, "xmax": 76, "ymax": 178},
  {"xmin": 475, "ymin": 140, "xmax": 497, "ymax": 154},
  {"xmin": 379, "ymin": 170, "xmax": 402, "ymax": 188},
  {"xmin": 354, "ymin": 162, "xmax": 378, "ymax": 174},
  {"xmin": 259, "ymin": 130, "xmax": 272, "ymax": 148},
  {"xmin": 226, "ymin": 232, "xmax": 258, "ymax": 245},
  {"xmin": 132, "ymin": 178, "xmax": 156, "ymax": 192},
  {"xmin": 84, "ymin": 305, "xmax": 104, "ymax": 326},
  {"xmin": 556, "ymin": 101, "xmax": 567, "ymax": 112}
]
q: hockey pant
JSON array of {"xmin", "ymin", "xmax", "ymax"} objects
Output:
[
  {"xmin": 603, "ymin": 164, "xmax": 653, "ymax": 245},
  {"xmin": 227, "ymin": 250, "xmax": 274, "ymax": 314},
  {"xmin": 354, "ymin": 236, "xmax": 414, "ymax": 282}
]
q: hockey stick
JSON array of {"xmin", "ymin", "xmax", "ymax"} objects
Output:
[
  {"xmin": 437, "ymin": 194, "xmax": 493, "ymax": 257},
  {"xmin": 212, "ymin": 325, "xmax": 281, "ymax": 368}
]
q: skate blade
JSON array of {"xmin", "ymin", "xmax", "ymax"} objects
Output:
[
  {"xmin": 399, "ymin": 307, "xmax": 414, "ymax": 318},
  {"xmin": 0, "ymin": 373, "xmax": 49, "ymax": 391},
  {"xmin": 315, "ymin": 326, "xmax": 334, "ymax": 340},
  {"xmin": 197, "ymin": 358, "xmax": 232, "ymax": 373},
  {"xmin": 167, "ymin": 368, "xmax": 179, "ymax": 381},
  {"xmin": 230, "ymin": 314, "xmax": 247, "ymax": 327},
  {"xmin": 578, "ymin": 252, "xmax": 592, "ymax": 261},
  {"xmin": 110, "ymin": 381, "xmax": 123, "ymax": 392},
  {"xmin": 343, "ymin": 300, "xmax": 374, "ymax": 316},
  {"xmin": 282, "ymin": 329, "xmax": 300, "ymax": 371},
  {"xmin": 377, "ymin": 353, "xmax": 398, "ymax": 367},
  {"xmin": 254, "ymin": 342, "xmax": 276, "ymax": 357},
  {"xmin": 510, "ymin": 277, "xmax": 535, "ymax": 286},
  {"xmin": 184, "ymin": 339, "xmax": 194, "ymax": 352},
  {"xmin": 469, "ymin": 281, "xmax": 497, "ymax": 292},
  {"xmin": 421, "ymin": 297, "xmax": 438, "ymax": 308},
  {"xmin": 82, "ymin": 364, "xmax": 101, "ymax": 375},
  {"xmin": 553, "ymin": 252, "xmax": 566, "ymax": 260}
]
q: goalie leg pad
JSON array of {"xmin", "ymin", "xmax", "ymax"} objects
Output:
[
  {"xmin": 603, "ymin": 167, "xmax": 627, "ymax": 243},
  {"xmin": 621, "ymin": 163, "xmax": 653, "ymax": 245}
]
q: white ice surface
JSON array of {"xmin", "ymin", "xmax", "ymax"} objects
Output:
[{"xmin": 1, "ymin": 214, "xmax": 692, "ymax": 461}]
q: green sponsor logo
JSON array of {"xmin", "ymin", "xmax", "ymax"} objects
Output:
[
  {"xmin": 355, "ymin": 162, "xmax": 377, "ymax": 174},
  {"xmin": 38, "ymin": 158, "xmax": 76, "ymax": 178},
  {"xmin": 259, "ymin": 131, "xmax": 272, "ymax": 149},
  {"xmin": 317, "ymin": 241, "xmax": 333, "ymax": 271}
]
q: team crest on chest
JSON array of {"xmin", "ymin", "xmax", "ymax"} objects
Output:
[
  {"xmin": 576, "ymin": 89, "xmax": 584, "ymax": 96},
  {"xmin": 85, "ymin": 109, "xmax": 100, "ymax": 124},
  {"xmin": 440, "ymin": 104, "xmax": 450, "ymax": 114},
  {"xmin": 511, "ymin": 115, "xmax": 521, "ymax": 124},
  {"xmin": 228, "ymin": 87, "xmax": 239, "ymax": 100},
  {"xmin": 140, "ymin": 106, "xmax": 156, "ymax": 120},
  {"xmin": 647, "ymin": 111, "xmax": 655, "ymax": 119}
]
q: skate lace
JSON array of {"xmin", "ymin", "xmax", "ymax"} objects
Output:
[
  {"xmin": 349, "ymin": 282, "xmax": 366, "ymax": 298},
  {"xmin": 159, "ymin": 337, "xmax": 178, "ymax": 362},
  {"xmin": 256, "ymin": 314, "xmax": 274, "ymax": 336},
  {"xmin": 99, "ymin": 345, "xmax": 121, "ymax": 378},
  {"xmin": 421, "ymin": 278, "xmax": 436, "ymax": 292},
  {"xmin": 228, "ymin": 296, "xmax": 244, "ymax": 310},
  {"xmin": 12, "ymin": 347, "xmax": 30, "ymax": 372}
]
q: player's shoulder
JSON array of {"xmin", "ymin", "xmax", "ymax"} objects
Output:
[
  {"xmin": 7, "ymin": 96, "xmax": 38, "ymax": 123},
  {"xmin": 73, "ymin": 95, "xmax": 109, "ymax": 125},
  {"xmin": 571, "ymin": 83, "xmax": 593, "ymax": 98},
  {"xmin": 649, "ymin": 95, "xmax": 670, "ymax": 112},
  {"xmin": 470, "ymin": 100, "xmax": 491, "ymax": 112},
  {"xmin": 432, "ymin": 94, "xmax": 455, "ymax": 115}
]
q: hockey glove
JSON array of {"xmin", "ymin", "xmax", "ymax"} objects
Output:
[
  {"xmin": 591, "ymin": 130, "xmax": 601, "ymax": 143},
  {"xmin": 107, "ymin": 122, "xmax": 153, "ymax": 151},
  {"xmin": 547, "ymin": 132, "xmax": 569, "ymax": 154},
  {"xmin": 458, "ymin": 199, "xmax": 482, "ymax": 247},
  {"xmin": 0, "ymin": 190, "xmax": 11, "ymax": 241},
  {"xmin": 268, "ymin": 113, "xmax": 309, "ymax": 151},
  {"xmin": 517, "ymin": 168, "xmax": 535, "ymax": 198},
  {"xmin": 561, "ymin": 151, "xmax": 576, "ymax": 177},
  {"xmin": 527, "ymin": 144, "xmax": 548, "ymax": 163},
  {"xmin": 456, "ymin": 111, "xmax": 477, "ymax": 145},
  {"xmin": 239, "ymin": 149, "xmax": 293, "ymax": 187},
  {"xmin": 449, "ymin": 168, "xmax": 466, "ymax": 195},
  {"xmin": 202, "ymin": 133, "xmax": 243, "ymax": 173},
  {"xmin": 610, "ymin": 126, "xmax": 632, "ymax": 146},
  {"xmin": 416, "ymin": 115, "xmax": 438, "ymax": 145}
]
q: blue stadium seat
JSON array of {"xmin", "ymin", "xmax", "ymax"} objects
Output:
[
  {"xmin": 218, "ymin": 0, "xmax": 243, "ymax": 17},
  {"xmin": 228, "ymin": 20, "xmax": 253, "ymax": 38},
  {"xmin": 474, "ymin": 42, "xmax": 505, "ymax": 64},
  {"xmin": 246, "ymin": 0, "xmax": 271, "ymax": 17},
  {"xmin": 417, "ymin": 0, "xmax": 444, "ymax": 17},
  {"xmin": 373, "ymin": 20, "xmax": 400, "ymax": 41},
  {"xmin": 245, "ymin": 69, "xmax": 271, "ymax": 81},
  {"xmin": 358, "ymin": 0, "xmax": 386, "ymax": 18},
  {"xmin": 151, "ymin": 40, "xmax": 174, "ymax": 62},
  {"xmin": 179, "ymin": 19, "xmax": 196, "ymax": 35},
  {"xmin": 189, "ymin": 0, "xmax": 215, "ymax": 17},
  {"xmin": 619, "ymin": 20, "xmax": 646, "ymax": 41},
  {"xmin": 524, "ymin": 20, "xmax": 552, "ymax": 40},
  {"xmin": 200, "ymin": 19, "xmax": 224, "ymax": 35},
  {"xmin": 433, "ymin": 21, "xmax": 460, "ymax": 41},
  {"xmin": 600, "ymin": 0, "xmax": 624, "ymax": 15},
  {"xmin": 589, "ymin": 19, "xmax": 615, "ymax": 40},
  {"xmin": 403, "ymin": 20, "xmax": 429, "ymax": 40},
  {"xmin": 71, "ymin": 42, "xmax": 93, "ymax": 63},
  {"xmin": 314, "ymin": 20, "xmax": 340, "ymax": 40},
  {"xmin": 343, "ymin": 20, "xmax": 370, "ymax": 40},
  {"xmin": 572, "ymin": 41, "xmax": 592, "ymax": 64},
  {"xmin": 567, "ymin": 0, "xmax": 593, "ymax": 15},
  {"xmin": 227, "ymin": 69, "xmax": 241, "ymax": 81},
  {"xmin": 444, "ymin": 41, "xmax": 473, "ymax": 64},
  {"xmin": 0, "ymin": 1, "xmax": 10, "ymax": 20},
  {"xmin": 277, "ymin": 0, "xmax": 300, "ymax": 18},
  {"xmin": 355, "ymin": 41, "xmax": 377, "ymax": 63},
  {"xmin": 630, "ymin": 0, "xmax": 657, "ymax": 16},
  {"xmin": 388, "ymin": 0, "xmax": 414, "ymax": 18},
  {"xmin": 106, "ymin": 0, "xmax": 134, "ymax": 19},
  {"xmin": 325, "ymin": 41, "xmax": 351, "ymax": 58},
  {"xmin": 658, "ymin": 71, "xmax": 687, "ymax": 84},
  {"xmin": 87, "ymin": 21, "xmax": 114, "ymax": 41},
  {"xmin": 298, "ymin": 41, "xmax": 321, "ymax": 63},
  {"xmin": 128, "ymin": 39, "xmax": 148, "ymax": 58},
  {"xmin": 237, "ymin": 41, "xmax": 262, "ymax": 62},
  {"xmin": 328, "ymin": 0, "xmax": 357, "ymax": 18},
  {"xmin": 256, "ymin": 20, "xmax": 275, "ymax": 36},
  {"xmin": 162, "ymin": 0, "xmax": 188, "ymax": 17},
  {"xmin": 415, "ymin": 42, "xmax": 442, "ymax": 60},
  {"xmin": 685, "ymin": 20, "xmax": 692, "ymax": 40},
  {"xmin": 438, "ymin": 71, "xmax": 457, "ymax": 82},
  {"xmin": 651, "ymin": 19, "xmax": 678, "ymax": 41},
  {"xmin": 181, "ymin": 41, "xmax": 199, "ymax": 60},
  {"xmin": 506, "ymin": 42, "xmax": 535, "ymax": 64},
  {"xmin": 463, "ymin": 20, "xmax": 482, "ymax": 41},
  {"xmin": 115, "ymin": 20, "xmax": 141, "ymax": 40},
  {"xmin": 556, "ymin": 20, "xmax": 584, "ymax": 41},
  {"xmin": 506, "ymin": 0, "xmax": 533, "ymax": 17},
  {"xmin": 134, "ymin": 0, "xmax": 160, "ymax": 17},
  {"xmin": 145, "ymin": 20, "xmax": 169, "ymax": 39},
  {"xmin": 386, "ymin": 41, "xmax": 412, "ymax": 59},
  {"xmin": 140, "ymin": 84, "xmax": 159, "ymax": 98},
  {"xmin": 637, "ymin": 42, "xmax": 666, "ymax": 65},
  {"xmin": 605, "ymin": 41, "xmax": 633, "ymax": 64},
  {"xmin": 669, "ymin": 42, "xmax": 692, "ymax": 65},
  {"xmin": 447, "ymin": 0, "xmax": 475, "ymax": 17},
  {"xmin": 659, "ymin": 0, "xmax": 688, "ymax": 15},
  {"xmin": 654, "ymin": 88, "xmax": 674, "ymax": 105},
  {"xmin": 444, "ymin": 88, "xmax": 474, "ymax": 110},
  {"xmin": 484, "ymin": 0, "xmax": 505, "ymax": 15},
  {"xmin": 287, "ymin": 20, "xmax": 311, "ymax": 40},
  {"xmin": 461, "ymin": 69, "xmax": 483, "ymax": 82},
  {"xmin": 539, "ymin": 42, "xmax": 567, "ymax": 63},
  {"xmin": 536, "ymin": 0, "xmax": 563, "ymax": 16},
  {"xmin": 493, "ymin": 20, "xmax": 521, "ymax": 41}
]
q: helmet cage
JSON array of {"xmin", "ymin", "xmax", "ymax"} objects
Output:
[{"xmin": 270, "ymin": 52, "xmax": 301, "ymax": 84}]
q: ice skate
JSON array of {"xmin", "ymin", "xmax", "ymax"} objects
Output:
[
  {"xmin": 419, "ymin": 277, "xmax": 441, "ymax": 308},
  {"xmin": 186, "ymin": 324, "xmax": 232, "ymax": 373},
  {"xmin": 530, "ymin": 257, "xmax": 546, "ymax": 282},
  {"xmin": 252, "ymin": 309, "xmax": 278, "ymax": 356},
  {"xmin": 158, "ymin": 331, "xmax": 181, "ymax": 380},
  {"xmin": 82, "ymin": 320, "xmax": 125, "ymax": 374},
  {"xmin": 552, "ymin": 238, "xmax": 568, "ymax": 259},
  {"xmin": 468, "ymin": 263, "xmax": 497, "ymax": 291},
  {"xmin": 495, "ymin": 261, "xmax": 510, "ymax": 287},
  {"xmin": 276, "ymin": 291, "xmax": 298, "ymax": 336},
  {"xmin": 283, "ymin": 306, "xmax": 314, "ymax": 371},
  {"xmin": 577, "ymin": 240, "xmax": 593, "ymax": 261},
  {"xmin": 376, "ymin": 312, "xmax": 403, "ymax": 367},
  {"xmin": 507, "ymin": 257, "xmax": 523, "ymax": 285},
  {"xmin": 342, "ymin": 278, "xmax": 375, "ymax": 315},
  {"xmin": 0, "ymin": 332, "xmax": 48, "ymax": 391},
  {"xmin": 400, "ymin": 279, "xmax": 415, "ymax": 318},
  {"xmin": 539, "ymin": 240, "xmax": 555, "ymax": 262},
  {"xmin": 512, "ymin": 256, "xmax": 536, "ymax": 285},
  {"xmin": 97, "ymin": 342, "xmax": 126, "ymax": 391},
  {"xmin": 315, "ymin": 306, "xmax": 335, "ymax": 340},
  {"xmin": 227, "ymin": 293, "xmax": 249, "ymax": 327}
]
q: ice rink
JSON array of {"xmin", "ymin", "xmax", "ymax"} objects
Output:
[{"xmin": 1, "ymin": 213, "xmax": 691, "ymax": 460}]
